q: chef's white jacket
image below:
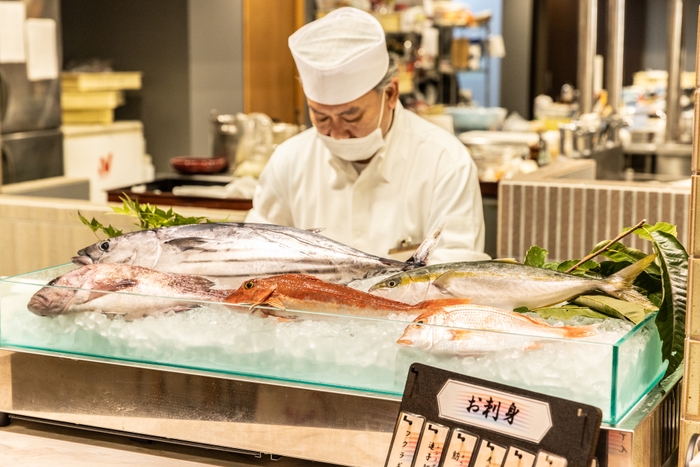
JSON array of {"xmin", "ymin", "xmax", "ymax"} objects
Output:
[{"xmin": 246, "ymin": 102, "xmax": 489, "ymax": 264}]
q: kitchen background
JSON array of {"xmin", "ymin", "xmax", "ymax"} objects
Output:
[{"xmin": 49, "ymin": 0, "xmax": 700, "ymax": 173}]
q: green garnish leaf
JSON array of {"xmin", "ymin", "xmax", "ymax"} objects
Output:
[
  {"xmin": 649, "ymin": 230, "xmax": 688, "ymax": 377},
  {"xmin": 572, "ymin": 295, "xmax": 648, "ymax": 324},
  {"xmin": 524, "ymin": 246, "xmax": 548, "ymax": 267}
]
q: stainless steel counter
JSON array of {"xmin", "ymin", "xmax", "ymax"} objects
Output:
[{"xmin": 0, "ymin": 349, "xmax": 681, "ymax": 467}]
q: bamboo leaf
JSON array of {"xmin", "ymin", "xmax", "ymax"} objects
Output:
[
  {"xmin": 572, "ymin": 295, "xmax": 647, "ymax": 324},
  {"xmin": 650, "ymin": 230, "xmax": 687, "ymax": 377}
]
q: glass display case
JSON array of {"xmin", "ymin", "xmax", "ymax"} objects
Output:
[{"xmin": 0, "ymin": 263, "xmax": 666, "ymax": 424}]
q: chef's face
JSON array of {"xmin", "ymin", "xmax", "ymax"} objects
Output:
[{"xmin": 307, "ymin": 78, "xmax": 399, "ymax": 139}]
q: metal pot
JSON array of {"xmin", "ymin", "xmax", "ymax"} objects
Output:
[{"xmin": 210, "ymin": 110, "xmax": 242, "ymax": 170}]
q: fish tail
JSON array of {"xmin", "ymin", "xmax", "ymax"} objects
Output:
[
  {"xmin": 600, "ymin": 253, "xmax": 657, "ymax": 309},
  {"xmin": 404, "ymin": 223, "xmax": 445, "ymax": 268}
]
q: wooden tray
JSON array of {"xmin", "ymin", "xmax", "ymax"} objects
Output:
[{"xmin": 107, "ymin": 178, "xmax": 253, "ymax": 211}]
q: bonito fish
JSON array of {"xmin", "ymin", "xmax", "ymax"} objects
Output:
[
  {"xmin": 27, "ymin": 264, "xmax": 231, "ymax": 320},
  {"xmin": 224, "ymin": 273, "xmax": 471, "ymax": 319},
  {"xmin": 73, "ymin": 223, "xmax": 440, "ymax": 288},
  {"xmin": 397, "ymin": 304, "xmax": 596, "ymax": 355},
  {"xmin": 370, "ymin": 254, "xmax": 657, "ymax": 310}
]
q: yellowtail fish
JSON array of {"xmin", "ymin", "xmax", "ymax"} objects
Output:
[
  {"xmin": 397, "ymin": 304, "xmax": 596, "ymax": 355},
  {"xmin": 370, "ymin": 254, "xmax": 657, "ymax": 310}
]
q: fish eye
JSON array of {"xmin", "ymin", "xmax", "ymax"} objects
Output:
[
  {"xmin": 387, "ymin": 280, "xmax": 398, "ymax": 288},
  {"xmin": 47, "ymin": 278, "xmax": 58, "ymax": 286},
  {"xmin": 244, "ymin": 281, "xmax": 254, "ymax": 290},
  {"xmin": 416, "ymin": 319, "xmax": 425, "ymax": 324},
  {"xmin": 99, "ymin": 241, "xmax": 110, "ymax": 252}
]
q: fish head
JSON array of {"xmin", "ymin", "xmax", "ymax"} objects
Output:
[
  {"xmin": 369, "ymin": 270, "xmax": 430, "ymax": 303},
  {"xmin": 27, "ymin": 275, "xmax": 80, "ymax": 316},
  {"xmin": 225, "ymin": 278, "xmax": 277, "ymax": 309},
  {"xmin": 27, "ymin": 264, "xmax": 140, "ymax": 316},
  {"xmin": 27, "ymin": 265, "xmax": 103, "ymax": 316},
  {"xmin": 396, "ymin": 310, "xmax": 449, "ymax": 350},
  {"xmin": 72, "ymin": 232, "xmax": 161, "ymax": 268}
]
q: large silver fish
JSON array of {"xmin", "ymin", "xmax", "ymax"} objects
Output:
[
  {"xmin": 72, "ymin": 223, "xmax": 440, "ymax": 287},
  {"xmin": 28, "ymin": 264, "xmax": 232, "ymax": 320},
  {"xmin": 370, "ymin": 254, "xmax": 657, "ymax": 310}
]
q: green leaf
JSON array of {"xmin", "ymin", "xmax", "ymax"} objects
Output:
[
  {"xmin": 650, "ymin": 230, "xmax": 688, "ymax": 377},
  {"xmin": 592, "ymin": 242, "xmax": 661, "ymax": 276},
  {"xmin": 77, "ymin": 211, "xmax": 123, "ymax": 238},
  {"xmin": 524, "ymin": 246, "xmax": 548, "ymax": 267},
  {"xmin": 572, "ymin": 295, "xmax": 647, "ymax": 324},
  {"xmin": 513, "ymin": 306, "xmax": 530, "ymax": 313},
  {"xmin": 632, "ymin": 222, "xmax": 678, "ymax": 242},
  {"xmin": 530, "ymin": 305, "xmax": 609, "ymax": 321},
  {"xmin": 649, "ymin": 291, "xmax": 663, "ymax": 308}
]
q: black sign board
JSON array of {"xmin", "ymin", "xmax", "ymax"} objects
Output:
[{"xmin": 384, "ymin": 363, "xmax": 602, "ymax": 467}]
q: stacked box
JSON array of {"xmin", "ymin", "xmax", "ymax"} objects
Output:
[{"xmin": 60, "ymin": 72, "xmax": 142, "ymax": 124}]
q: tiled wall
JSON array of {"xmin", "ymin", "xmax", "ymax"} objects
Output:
[
  {"xmin": 0, "ymin": 196, "xmax": 247, "ymax": 277},
  {"xmin": 498, "ymin": 181, "xmax": 690, "ymax": 262},
  {"xmin": 681, "ymin": 13, "xmax": 700, "ymax": 463}
]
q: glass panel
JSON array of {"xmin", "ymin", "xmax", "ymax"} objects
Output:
[
  {"xmin": 0, "ymin": 265, "xmax": 666, "ymax": 424},
  {"xmin": 613, "ymin": 312, "xmax": 667, "ymax": 422}
]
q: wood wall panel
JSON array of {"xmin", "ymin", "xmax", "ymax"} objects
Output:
[{"xmin": 243, "ymin": 0, "xmax": 306, "ymax": 124}]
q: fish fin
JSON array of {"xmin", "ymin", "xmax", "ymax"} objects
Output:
[
  {"xmin": 88, "ymin": 279, "xmax": 138, "ymax": 301},
  {"xmin": 264, "ymin": 297, "xmax": 286, "ymax": 311},
  {"xmin": 174, "ymin": 275, "xmax": 217, "ymax": 289},
  {"xmin": 493, "ymin": 258, "xmax": 520, "ymax": 264},
  {"xmin": 305, "ymin": 227, "xmax": 326, "ymax": 234},
  {"xmin": 431, "ymin": 270, "xmax": 460, "ymax": 293},
  {"xmin": 448, "ymin": 329, "xmax": 472, "ymax": 340},
  {"xmin": 164, "ymin": 237, "xmax": 216, "ymax": 251},
  {"xmin": 417, "ymin": 298, "xmax": 472, "ymax": 309},
  {"xmin": 562, "ymin": 325, "xmax": 597, "ymax": 339},
  {"xmin": 600, "ymin": 253, "xmax": 657, "ymax": 309},
  {"xmin": 524, "ymin": 341, "xmax": 544, "ymax": 351},
  {"xmin": 404, "ymin": 223, "xmax": 445, "ymax": 268}
]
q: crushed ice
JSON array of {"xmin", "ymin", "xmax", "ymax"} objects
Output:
[{"xmin": 0, "ymin": 283, "xmax": 665, "ymax": 423}]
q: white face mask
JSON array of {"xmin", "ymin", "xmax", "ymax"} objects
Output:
[{"xmin": 316, "ymin": 91, "xmax": 386, "ymax": 162}]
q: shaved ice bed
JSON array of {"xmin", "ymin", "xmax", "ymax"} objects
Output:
[{"xmin": 0, "ymin": 282, "xmax": 665, "ymax": 424}]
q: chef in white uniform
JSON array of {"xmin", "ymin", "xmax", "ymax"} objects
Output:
[{"xmin": 246, "ymin": 7, "xmax": 489, "ymax": 263}]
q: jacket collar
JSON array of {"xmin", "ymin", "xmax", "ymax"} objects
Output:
[{"xmin": 324, "ymin": 101, "xmax": 405, "ymax": 188}]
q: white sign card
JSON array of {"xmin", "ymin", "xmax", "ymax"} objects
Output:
[
  {"xmin": 25, "ymin": 18, "xmax": 58, "ymax": 81},
  {"xmin": 437, "ymin": 379, "xmax": 553, "ymax": 444},
  {"xmin": 0, "ymin": 1, "xmax": 27, "ymax": 63}
]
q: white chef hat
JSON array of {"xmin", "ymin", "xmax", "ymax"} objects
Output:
[{"xmin": 289, "ymin": 7, "xmax": 389, "ymax": 105}]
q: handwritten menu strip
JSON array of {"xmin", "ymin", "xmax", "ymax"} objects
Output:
[
  {"xmin": 386, "ymin": 412, "xmax": 425, "ymax": 467},
  {"xmin": 535, "ymin": 451, "xmax": 568, "ymax": 467},
  {"xmin": 413, "ymin": 422, "xmax": 449, "ymax": 467},
  {"xmin": 473, "ymin": 439, "xmax": 507, "ymax": 467},
  {"xmin": 442, "ymin": 429, "xmax": 478, "ymax": 467},
  {"xmin": 504, "ymin": 447, "xmax": 536, "ymax": 467}
]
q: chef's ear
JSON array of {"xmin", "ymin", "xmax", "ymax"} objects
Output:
[{"xmin": 385, "ymin": 77, "xmax": 400, "ymax": 110}]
